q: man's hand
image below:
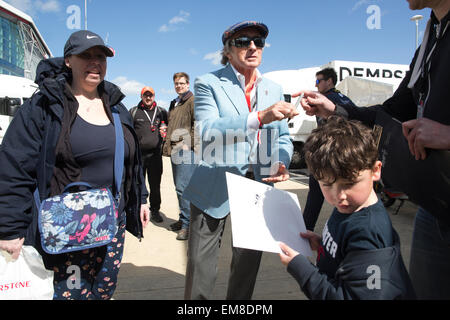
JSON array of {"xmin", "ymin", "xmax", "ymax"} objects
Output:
[
  {"xmin": 258, "ymin": 101, "xmax": 299, "ymax": 125},
  {"xmin": 0, "ymin": 238, "xmax": 24, "ymax": 260},
  {"xmin": 262, "ymin": 163, "xmax": 290, "ymax": 183},
  {"xmin": 140, "ymin": 204, "xmax": 150, "ymax": 228},
  {"xmin": 402, "ymin": 118, "xmax": 450, "ymax": 160},
  {"xmin": 292, "ymin": 91, "xmax": 336, "ymax": 118},
  {"xmin": 279, "ymin": 242, "xmax": 299, "ymax": 266}
]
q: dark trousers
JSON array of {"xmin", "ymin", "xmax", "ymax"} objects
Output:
[
  {"xmin": 52, "ymin": 218, "xmax": 126, "ymax": 300},
  {"xmin": 142, "ymin": 152, "xmax": 163, "ymax": 212},
  {"xmin": 303, "ymin": 175, "xmax": 324, "ymax": 231},
  {"xmin": 184, "ymin": 204, "xmax": 262, "ymax": 300}
]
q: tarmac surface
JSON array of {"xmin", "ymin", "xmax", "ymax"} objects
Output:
[{"xmin": 114, "ymin": 157, "xmax": 418, "ymax": 300}]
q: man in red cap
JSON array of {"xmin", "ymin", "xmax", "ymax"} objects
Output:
[{"xmin": 129, "ymin": 87, "xmax": 168, "ymax": 223}]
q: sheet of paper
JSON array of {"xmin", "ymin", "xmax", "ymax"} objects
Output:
[{"xmin": 226, "ymin": 172, "xmax": 312, "ymax": 257}]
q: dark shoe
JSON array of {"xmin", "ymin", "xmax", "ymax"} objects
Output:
[
  {"xmin": 176, "ymin": 228, "xmax": 189, "ymax": 241},
  {"xmin": 151, "ymin": 211, "xmax": 163, "ymax": 223},
  {"xmin": 170, "ymin": 220, "xmax": 182, "ymax": 231}
]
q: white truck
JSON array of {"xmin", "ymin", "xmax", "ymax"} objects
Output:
[
  {"xmin": 0, "ymin": 0, "xmax": 52, "ymax": 144},
  {"xmin": 264, "ymin": 60, "xmax": 409, "ymax": 168},
  {"xmin": 0, "ymin": 75, "xmax": 39, "ymax": 144}
]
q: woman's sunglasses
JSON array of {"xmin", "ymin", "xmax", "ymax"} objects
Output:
[{"xmin": 230, "ymin": 36, "xmax": 265, "ymax": 48}]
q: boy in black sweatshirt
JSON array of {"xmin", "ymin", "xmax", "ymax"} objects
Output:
[{"xmin": 279, "ymin": 116, "xmax": 415, "ymax": 299}]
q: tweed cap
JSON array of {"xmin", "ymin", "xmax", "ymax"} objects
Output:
[{"xmin": 222, "ymin": 21, "xmax": 269, "ymax": 44}]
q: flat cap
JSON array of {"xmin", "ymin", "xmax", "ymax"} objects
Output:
[{"xmin": 222, "ymin": 21, "xmax": 269, "ymax": 44}]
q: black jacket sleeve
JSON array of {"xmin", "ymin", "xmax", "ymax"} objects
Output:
[
  {"xmin": 0, "ymin": 97, "xmax": 46, "ymax": 240},
  {"xmin": 287, "ymin": 244, "xmax": 415, "ymax": 300},
  {"xmin": 335, "ymin": 51, "xmax": 418, "ymax": 126}
]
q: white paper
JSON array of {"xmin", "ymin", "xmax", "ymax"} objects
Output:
[{"xmin": 226, "ymin": 172, "xmax": 312, "ymax": 257}]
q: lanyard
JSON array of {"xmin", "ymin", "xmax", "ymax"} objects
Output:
[
  {"xmin": 417, "ymin": 21, "xmax": 449, "ymax": 118},
  {"xmin": 143, "ymin": 107, "xmax": 158, "ymax": 128}
]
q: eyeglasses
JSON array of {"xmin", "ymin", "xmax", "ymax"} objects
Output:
[
  {"xmin": 230, "ymin": 36, "xmax": 265, "ymax": 48},
  {"xmin": 315, "ymin": 78, "xmax": 327, "ymax": 85}
]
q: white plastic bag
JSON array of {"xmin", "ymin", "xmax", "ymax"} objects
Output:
[{"xmin": 0, "ymin": 246, "xmax": 54, "ymax": 300}]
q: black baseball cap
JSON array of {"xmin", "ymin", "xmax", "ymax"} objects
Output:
[
  {"xmin": 222, "ymin": 21, "xmax": 269, "ymax": 44},
  {"xmin": 64, "ymin": 30, "xmax": 114, "ymax": 58}
]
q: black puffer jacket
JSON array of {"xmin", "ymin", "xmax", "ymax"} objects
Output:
[{"xmin": 0, "ymin": 57, "xmax": 148, "ymax": 250}]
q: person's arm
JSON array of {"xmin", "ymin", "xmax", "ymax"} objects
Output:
[
  {"xmin": 402, "ymin": 118, "xmax": 450, "ymax": 160},
  {"xmin": 261, "ymin": 90, "xmax": 294, "ymax": 182},
  {"xmin": 280, "ymin": 221, "xmax": 394, "ymax": 300},
  {"xmin": 194, "ymin": 76, "xmax": 250, "ymax": 143},
  {"xmin": 0, "ymin": 97, "xmax": 46, "ymax": 257},
  {"xmin": 296, "ymin": 55, "xmax": 418, "ymax": 127},
  {"xmin": 194, "ymin": 76, "xmax": 298, "ymax": 144}
]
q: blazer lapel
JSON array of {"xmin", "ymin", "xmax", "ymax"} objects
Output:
[{"xmin": 220, "ymin": 65, "xmax": 248, "ymax": 115}]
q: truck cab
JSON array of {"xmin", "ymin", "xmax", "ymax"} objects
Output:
[{"xmin": 0, "ymin": 75, "xmax": 38, "ymax": 144}]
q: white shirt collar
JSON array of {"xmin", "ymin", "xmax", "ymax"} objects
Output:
[{"xmin": 230, "ymin": 64, "xmax": 262, "ymax": 92}]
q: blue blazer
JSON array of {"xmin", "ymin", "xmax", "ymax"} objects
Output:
[{"xmin": 183, "ymin": 64, "xmax": 293, "ymax": 219}]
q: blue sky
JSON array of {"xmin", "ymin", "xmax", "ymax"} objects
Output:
[{"xmin": 6, "ymin": 0, "xmax": 430, "ymax": 109}]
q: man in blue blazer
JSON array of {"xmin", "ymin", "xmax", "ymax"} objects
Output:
[{"xmin": 183, "ymin": 21, "xmax": 298, "ymax": 299}]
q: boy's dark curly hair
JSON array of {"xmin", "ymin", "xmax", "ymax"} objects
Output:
[{"xmin": 304, "ymin": 116, "xmax": 379, "ymax": 183}]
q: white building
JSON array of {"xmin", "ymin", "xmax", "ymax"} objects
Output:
[{"xmin": 0, "ymin": 0, "xmax": 52, "ymax": 143}]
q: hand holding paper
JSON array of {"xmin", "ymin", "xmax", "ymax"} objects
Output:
[{"xmin": 226, "ymin": 172, "xmax": 312, "ymax": 257}]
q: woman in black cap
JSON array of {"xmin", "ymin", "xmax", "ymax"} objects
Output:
[{"xmin": 0, "ymin": 30, "xmax": 150, "ymax": 300}]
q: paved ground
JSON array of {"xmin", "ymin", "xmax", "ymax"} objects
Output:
[{"xmin": 114, "ymin": 157, "xmax": 417, "ymax": 300}]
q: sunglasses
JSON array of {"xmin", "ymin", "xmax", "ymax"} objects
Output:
[
  {"xmin": 230, "ymin": 36, "xmax": 265, "ymax": 48},
  {"xmin": 315, "ymin": 78, "xmax": 327, "ymax": 85}
]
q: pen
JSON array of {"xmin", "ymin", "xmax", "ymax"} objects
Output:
[
  {"xmin": 288, "ymin": 93, "xmax": 304, "ymax": 124},
  {"xmin": 294, "ymin": 93, "xmax": 304, "ymax": 111}
]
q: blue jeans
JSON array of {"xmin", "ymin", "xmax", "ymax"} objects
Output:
[
  {"xmin": 409, "ymin": 207, "xmax": 450, "ymax": 299},
  {"xmin": 171, "ymin": 151, "xmax": 195, "ymax": 229}
]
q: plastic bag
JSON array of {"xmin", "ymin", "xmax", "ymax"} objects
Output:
[{"xmin": 0, "ymin": 246, "xmax": 54, "ymax": 300}]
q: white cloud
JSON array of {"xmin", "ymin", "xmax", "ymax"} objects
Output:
[
  {"xmin": 203, "ymin": 50, "xmax": 222, "ymax": 66},
  {"xmin": 158, "ymin": 24, "xmax": 170, "ymax": 32},
  {"xmin": 160, "ymin": 88, "xmax": 176, "ymax": 95},
  {"xmin": 5, "ymin": 0, "xmax": 33, "ymax": 13},
  {"xmin": 112, "ymin": 76, "xmax": 145, "ymax": 96},
  {"xmin": 158, "ymin": 10, "xmax": 190, "ymax": 32},
  {"xmin": 5, "ymin": 0, "xmax": 61, "ymax": 15},
  {"xmin": 350, "ymin": 0, "xmax": 371, "ymax": 13},
  {"xmin": 157, "ymin": 100, "xmax": 170, "ymax": 110},
  {"xmin": 35, "ymin": 0, "xmax": 61, "ymax": 13},
  {"xmin": 169, "ymin": 10, "xmax": 190, "ymax": 24}
]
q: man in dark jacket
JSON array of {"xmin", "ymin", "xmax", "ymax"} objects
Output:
[
  {"xmin": 303, "ymin": 67, "xmax": 356, "ymax": 231},
  {"xmin": 163, "ymin": 72, "xmax": 196, "ymax": 240},
  {"xmin": 130, "ymin": 87, "xmax": 168, "ymax": 223},
  {"xmin": 297, "ymin": 0, "xmax": 450, "ymax": 299}
]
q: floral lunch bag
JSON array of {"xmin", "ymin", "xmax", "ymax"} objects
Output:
[{"xmin": 37, "ymin": 183, "xmax": 119, "ymax": 254}]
